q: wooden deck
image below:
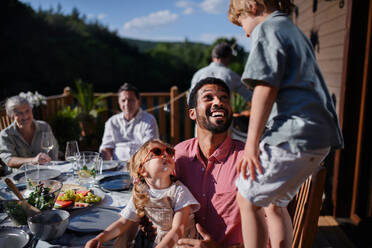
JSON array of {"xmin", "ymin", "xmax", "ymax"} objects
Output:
[{"xmin": 314, "ymin": 216, "xmax": 356, "ymax": 248}]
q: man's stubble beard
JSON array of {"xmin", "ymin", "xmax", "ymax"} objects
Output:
[{"xmin": 196, "ymin": 110, "xmax": 232, "ymax": 134}]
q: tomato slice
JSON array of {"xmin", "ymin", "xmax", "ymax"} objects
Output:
[
  {"xmin": 55, "ymin": 200, "xmax": 73, "ymax": 208},
  {"xmin": 76, "ymin": 190, "xmax": 90, "ymax": 196},
  {"xmin": 74, "ymin": 202, "xmax": 89, "ymax": 208}
]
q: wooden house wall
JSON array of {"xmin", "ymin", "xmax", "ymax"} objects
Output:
[{"xmin": 292, "ymin": 0, "xmax": 348, "ymax": 114}]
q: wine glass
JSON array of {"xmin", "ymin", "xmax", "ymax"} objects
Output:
[
  {"xmin": 65, "ymin": 141, "xmax": 80, "ymax": 178},
  {"xmin": 41, "ymin": 131, "xmax": 54, "ymax": 167}
]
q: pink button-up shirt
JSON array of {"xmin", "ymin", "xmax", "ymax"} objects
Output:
[{"xmin": 175, "ymin": 137, "xmax": 244, "ymax": 246}]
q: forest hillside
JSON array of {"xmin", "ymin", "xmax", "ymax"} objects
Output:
[{"xmin": 1, "ymin": 0, "xmax": 248, "ymax": 101}]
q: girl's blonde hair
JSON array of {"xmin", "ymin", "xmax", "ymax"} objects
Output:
[
  {"xmin": 128, "ymin": 139, "xmax": 174, "ymax": 217},
  {"xmin": 228, "ymin": 0, "xmax": 294, "ymax": 26}
]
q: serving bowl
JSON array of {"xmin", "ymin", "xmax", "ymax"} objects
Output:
[
  {"xmin": 1, "ymin": 180, "xmax": 63, "ymax": 225},
  {"xmin": 26, "ymin": 180, "xmax": 63, "ymax": 210},
  {"xmin": 27, "ymin": 209, "xmax": 70, "ymax": 241}
]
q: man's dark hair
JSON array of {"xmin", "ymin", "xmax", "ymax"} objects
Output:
[
  {"xmin": 118, "ymin": 83, "xmax": 140, "ymax": 99},
  {"xmin": 188, "ymin": 77, "xmax": 230, "ymax": 109},
  {"xmin": 211, "ymin": 42, "xmax": 232, "ymax": 59}
]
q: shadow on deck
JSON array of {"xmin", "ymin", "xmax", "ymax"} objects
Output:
[{"xmin": 314, "ymin": 215, "xmax": 372, "ymax": 248}]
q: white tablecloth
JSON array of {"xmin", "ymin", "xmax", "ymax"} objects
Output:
[{"xmin": 0, "ymin": 161, "xmax": 132, "ymax": 247}]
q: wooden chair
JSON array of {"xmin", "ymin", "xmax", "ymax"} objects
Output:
[
  {"xmin": 287, "ymin": 165, "xmax": 327, "ymax": 248},
  {"xmin": 0, "ymin": 108, "xmax": 11, "ymax": 131}
]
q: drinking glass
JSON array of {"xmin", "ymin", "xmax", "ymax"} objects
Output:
[
  {"xmin": 41, "ymin": 132, "xmax": 54, "ymax": 166},
  {"xmin": 24, "ymin": 163, "xmax": 39, "ymax": 191},
  {"xmin": 65, "ymin": 141, "xmax": 80, "ymax": 178},
  {"xmin": 78, "ymin": 152, "xmax": 102, "ymax": 187}
]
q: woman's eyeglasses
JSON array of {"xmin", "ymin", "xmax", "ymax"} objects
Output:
[{"xmin": 142, "ymin": 147, "xmax": 175, "ymax": 165}]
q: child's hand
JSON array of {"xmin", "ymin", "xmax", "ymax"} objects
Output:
[
  {"xmin": 237, "ymin": 144, "xmax": 263, "ymax": 181},
  {"xmin": 85, "ymin": 238, "xmax": 101, "ymax": 248}
]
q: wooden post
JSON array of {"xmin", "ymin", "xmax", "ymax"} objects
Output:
[
  {"xmin": 158, "ymin": 96, "xmax": 166, "ymax": 141},
  {"xmin": 170, "ymin": 86, "xmax": 179, "ymax": 145},
  {"xmin": 63, "ymin": 86, "xmax": 74, "ymax": 106},
  {"xmin": 184, "ymin": 94, "xmax": 193, "ymax": 140}
]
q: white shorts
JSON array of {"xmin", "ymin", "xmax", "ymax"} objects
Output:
[{"xmin": 236, "ymin": 142, "xmax": 330, "ymax": 207}]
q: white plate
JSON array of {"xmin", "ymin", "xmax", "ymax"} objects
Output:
[
  {"xmin": 101, "ymin": 161, "xmax": 121, "ymax": 171},
  {"xmin": 68, "ymin": 206, "xmax": 121, "ymax": 232},
  {"xmin": 13, "ymin": 168, "xmax": 61, "ymax": 183},
  {"xmin": 0, "ymin": 227, "xmax": 30, "ymax": 247}
]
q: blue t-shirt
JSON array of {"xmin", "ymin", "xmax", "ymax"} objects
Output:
[{"xmin": 242, "ymin": 11, "xmax": 343, "ymax": 152}]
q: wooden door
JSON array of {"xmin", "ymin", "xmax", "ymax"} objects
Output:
[
  {"xmin": 350, "ymin": 0, "xmax": 372, "ymax": 224},
  {"xmin": 333, "ymin": 0, "xmax": 372, "ymax": 221}
]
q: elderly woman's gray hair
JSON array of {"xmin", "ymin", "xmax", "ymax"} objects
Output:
[{"xmin": 5, "ymin": 96, "xmax": 31, "ymax": 117}]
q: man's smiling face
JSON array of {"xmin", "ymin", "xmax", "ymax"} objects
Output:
[{"xmin": 193, "ymin": 84, "xmax": 232, "ymax": 133}]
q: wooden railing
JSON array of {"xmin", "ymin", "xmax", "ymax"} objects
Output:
[{"xmin": 0, "ymin": 86, "xmax": 194, "ymax": 147}]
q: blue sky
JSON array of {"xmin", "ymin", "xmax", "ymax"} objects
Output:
[{"xmin": 19, "ymin": 0, "xmax": 251, "ymax": 51}]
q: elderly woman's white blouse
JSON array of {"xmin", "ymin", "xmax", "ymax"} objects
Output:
[{"xmin": 0, "ymin": 120, "xmax": 59, "ymax": 166}]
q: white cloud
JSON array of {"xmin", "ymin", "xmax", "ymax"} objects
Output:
[
  {"xmin": 183, "ymin": 7, "xmax": 193, "ymax": 15},
  {"xmin": 200, "ymin": 0, "xmax": 228, "ymax": 14},
  {"xmin": 176, "ymin": 1, "xmax": 191, "ymax": 8},
  {"xmin": 123, "ymin": 10, "xmax": 178, "ymax": 30},
  {"xmin": 175, "ymin": 1, "xmax": 194, "ymax": 15}
]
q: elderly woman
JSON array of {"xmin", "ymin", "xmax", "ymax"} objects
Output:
[{"xmin": 0, "ymin": 96, "xmax": 59, "ymax": 170}]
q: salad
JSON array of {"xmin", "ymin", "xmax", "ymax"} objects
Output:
[
  {"xmin": 3, "ymin": 184, "xmax": 55, "ymax": 225},
  {"xmin": 27, "ymin": 184, "xmax": 56, "ymax": 210}
]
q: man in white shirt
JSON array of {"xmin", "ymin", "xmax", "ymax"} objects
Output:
[
  {"xmin": 189, "ymin": 42, "xmax": 252, "ymax": 103},
  {"xmin": 99, "ymin": 83, "xmax": 159, "ymax": 161}
]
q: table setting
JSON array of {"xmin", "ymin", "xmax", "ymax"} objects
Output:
[{"xmin": 0, "ymin": 151, "xmax": 133, "ymax": 248}]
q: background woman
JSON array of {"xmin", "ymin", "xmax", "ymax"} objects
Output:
[{"xmin": 0, "ymin": 95, "xmax": 59, "ymax": 171}]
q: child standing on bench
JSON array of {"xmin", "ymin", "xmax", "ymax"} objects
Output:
[{"xmin": 228, "ymin": 1, "xmax": 343, "ymax": 247}]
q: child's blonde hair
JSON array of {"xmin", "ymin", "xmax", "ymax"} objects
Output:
[
  {"xmin": 228, "ymin": 0, "xmax": 294, "ymax": 26},
  {"xmin": 128, "ymin": 139, "xmax": 175, "ymax": 217}
]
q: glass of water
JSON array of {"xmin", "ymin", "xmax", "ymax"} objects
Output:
[
  {"xmin": 65, "ymin": 140, "xmax": 80, "ymax": 178},
  {"xmin": 24, "ymin": 163, "xmax": 39, "ymax": 191},
  {"xmin": 78, "ymin": 152, "xmax": 102, "ymax": 187}
]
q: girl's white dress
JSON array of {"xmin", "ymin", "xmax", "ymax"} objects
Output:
[{"xmin": 120, "ymin": 180, "xmax": 200, "ymax": 246}]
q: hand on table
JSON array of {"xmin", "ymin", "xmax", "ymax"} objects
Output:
[
  {"xmin": 33, "ymin": 152, "xmax": 51, "ymax": 165},
  {"xmin": 177, "ymin": 223, "xmax": 220, "ymax": 248}
]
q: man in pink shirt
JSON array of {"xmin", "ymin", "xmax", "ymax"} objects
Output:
[{"xmin": 175, "ymin": 77, "xmax": 244, "ymax": 247}]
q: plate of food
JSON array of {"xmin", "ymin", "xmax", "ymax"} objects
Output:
[
  {"xmin": 54, "ymin": 184, "xmax": 105, "ymax": 209},
  {"xmin": 98, "ymin": 173, "xmax": 131, "ymax": 192}
]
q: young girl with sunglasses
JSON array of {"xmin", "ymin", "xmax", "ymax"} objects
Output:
[{"xmin": 85, "ymin": 139, "xmax": 200, "ymax": 248}]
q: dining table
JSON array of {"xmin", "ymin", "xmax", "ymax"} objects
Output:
[{"xmin": 0, "ymin": 160, "xmax": 133, "ymax": 248}]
